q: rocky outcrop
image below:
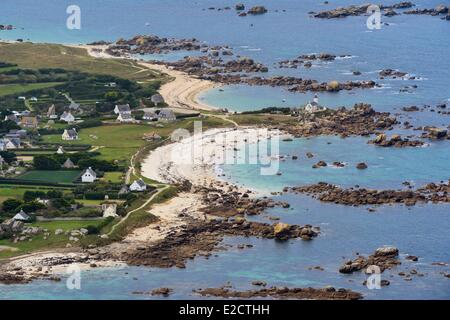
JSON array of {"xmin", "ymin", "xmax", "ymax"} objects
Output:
[
  {"xmin": 0, "ymin": 219, "xmax": 24, "ymax": 239},
  {"xmin": 312, "ymin": 2, "xmax": 415, "ymax": 19},
  {"xmin": 194, "ymin": 286, "xmax": 362, "ymax": 300},
  {"xmin": 421, "ymin": 127, "xmax": 448, "ymax": 140},
  {"xmin": 368, "ymin": 134, "xmax": 425, "ymax": 147},
  {"xmin": 288, "ymin": 181, "xmax": 450, "ymax": 206},
  {"xmin": 284, "ymin": 103, "xmax": 398, "ymax": 138},
  {"xmin": 247, "ymin": 6, "xmax": 268, "ymax": 15},
  {"xmin": 120, "ymin": 218, "xmax": 319, "ymax": 268},
  {"xmin": 379, "ymin": 69, "xmax": 408, "ymax": 78},
  {"xmin": 278, "ymin": 53, "xmax": 351, "ymax": 68},
  {"xmin": 339, "ymin": 247, "xmax": 400, "ymax": 274},
  {"xmin": 0, "ymin": 25, "xmax": 14, "ymax": 31}
]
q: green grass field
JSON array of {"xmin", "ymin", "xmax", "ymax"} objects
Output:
[
  {"xmin": 0, "ymin": 42, "xmax": 165, "ymax": 83},
  {"xmin": 0, "ymin": 82, "xmax": 62, "ymax": 97},
  {"xmin": 17, "ymin": 170, "xmax": 81, "ymax": 184},
  {"xmin": 41, "ymin": 117, "xmax": 232, "ymax": 163},
  {"xmin": 102, "ymin": 171, "xmax": 124, "ymax": 183},
  {"xmin": 0, "ymin": 219, "xmax": 105, "ymax": 259}
]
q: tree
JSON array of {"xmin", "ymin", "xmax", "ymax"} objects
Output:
[
  {"xmin": 2, "ymin": 199, "xmax": 23, "ymax": 212},
  {"xmin": 33, "ymin": 155, "xmax": 60, "ymax": 170},
  {"xmin": 0, "ymin": 151, "xmax": 17, "ymax": 164}
]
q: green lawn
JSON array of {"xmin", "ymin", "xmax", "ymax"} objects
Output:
[
  {"xmin": 17, "ymin": 170, "xmax": 81, "ymax": 184},
  {"xmin": 0, "ymin": 219, "xmax": 105, "ymax": 259},
  {"xmin": 0, "ymin": 82, "xmax": 62, "ymax": 97},
  {"xmin": 102, "ymin": 171, "xmax": 124, "ymax": 183},
  {"xmin": 0, "ymin": 42, "xmax": 165, "ymax": 83}
]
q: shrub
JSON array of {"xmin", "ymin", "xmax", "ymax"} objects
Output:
[{"xmin": 2, "ymin": 199, "xmax": 23, "ymax": 212}]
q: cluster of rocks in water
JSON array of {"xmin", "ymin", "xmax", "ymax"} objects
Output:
[
  {"xmin": 311, "ymin": 2, "xmax": 450, "ymax": 21},
  {"xmin": 106, "ymin": 35, "xmax": 206, "ymax": 55},
  {"xmin": 404, "ymin": 4, "xmax": 450, "ymax": 20},
  {"xmin": 194, "ymin": 286, "xmax": 362, "ymax": 300},
  {"xmin": 311, "ymin": 2, "xmax": 415, "ymax": 19},
  {"xmin": 0, "ymin": 24, "xmax": 14, "ymax": 31},
  {"xmin": 287, "ymin": 180, "xmax": 450, "ymax": 206},
  {"xmin": 278, "ymin": 53, "xmax": 351, "ymax": 69},
  {"xmin": 339, "ymin": 247, "xmax": 400, "ymax": 274},
  {"xmin": 281, "ymin": 103, "xmax": 398, "ymax": 138},
  {"xmin": 205, "ymin": 4, "xmax": 270, "ymax": 16},
  {"xmin": 368, "ymin": 133, "xmax": 425, "ymax": 148},
  {"xmin": 379, "ymin": 69, "xmax": 412, "ymax": 79},
  {"xmin": 119, "ymin": 218, "xmax": 319, "ymax": 269},
  {"xmin": 105, "ymin": 35, "xmax": 381, "ymax": 93}
]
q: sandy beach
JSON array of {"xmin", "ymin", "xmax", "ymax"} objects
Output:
[{"xmin": 75, "ymin": 44, "xmax": 219, "ymax": 112}]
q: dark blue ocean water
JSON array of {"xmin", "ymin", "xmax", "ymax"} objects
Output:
[{"xmin": 0, "ymin": 0, "xmax": 449, "ymax": 299}]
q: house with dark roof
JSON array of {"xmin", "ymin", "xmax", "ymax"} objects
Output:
[
  {"xmin": 130, "ymin": 179, "xmax": 147, "ymax": 192},
  {"xmin": 114, "ymin": 104, "xmax": 131, "ymax": 115},
  {"xmin": 4, "ymin": 114, "xmax": 19, "ymax": 124},
  {"xmin": 117, "ymin": 113, "xmax": 134, "ymax": 123},
  {"xmin": 81, "ymin": 167, "xmax": 97, "ymax": 183},
  {"xmin": 62, "ymin": 128, "xmax": 79, "ymax": 141},
  {"xmin": 151, "ymin": 94, "xmax": 165, "ymax": 106},
  {"xmin": 60, "ymin": 111, "xmax": 75, "ymax": 123},
  {"xmin": 143, "ymin": 111, "xmax": 158, "ymax": 121},
  {"xmin": 13, "ymin": 210, "xmax": 31, "ymax": 222},
  {"xmin": 158, "ymin": 108, "xmax": 176, "ymax": 121}
]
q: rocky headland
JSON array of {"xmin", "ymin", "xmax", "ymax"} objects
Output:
[
  {"xmin": 194, "ymin": 286, "xmax": 362, "ymax": 300},
  {"xmin": 287, "ymin": 180, "xmax": 450, "ymax": 206}
]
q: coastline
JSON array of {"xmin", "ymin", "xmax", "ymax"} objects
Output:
[{"xmin": 74, "ymin": 44, "xmax": 220, "ymax": 112}]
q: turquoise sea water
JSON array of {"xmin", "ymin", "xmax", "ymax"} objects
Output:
[{"xmin": 1, "ymin": 0, "xmax": 449, "ymax": 299}]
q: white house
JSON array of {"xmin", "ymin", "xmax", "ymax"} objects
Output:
[
  {"xmin": 114, "ymin": 104, "xmax": 131, "ymax": 115},
  {"xmin": 117, "ymin": 113, "xmax": 134, "ymax": 123},
  {"xmin": 130, "ymin": 179, "xmax": 147, "ymax": 192},
  {"xmin": 62, "ymin": 128, "xmax": 79, "ymax": 141},
  {"xmin": 2, "ymin": 138, "xmax": 21, "ymax": 149},
  {"xmin": 81, "ymin": 167, "xmax": 97, "ymax": 183},
  {"xmin": 60, "ymin": 111, "xmax": 75, "ymax": 123},
  {"xmin": 13, "ymin": 210, "xmax": 31, "ymax": 222}
]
